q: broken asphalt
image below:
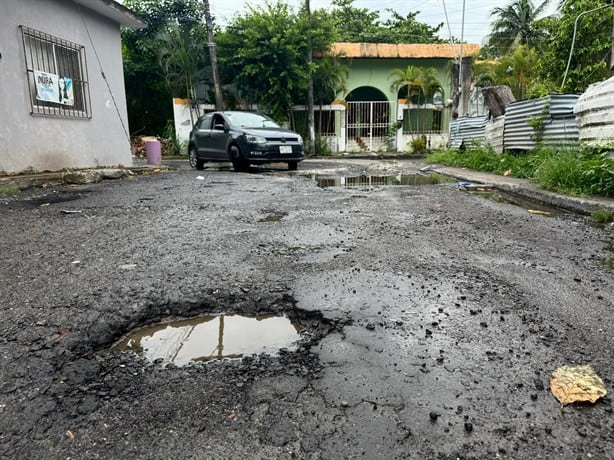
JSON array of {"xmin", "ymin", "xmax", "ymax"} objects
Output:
[{"xmin": 2, "ymin": 156, "xmax": 612, "ymax": 216}]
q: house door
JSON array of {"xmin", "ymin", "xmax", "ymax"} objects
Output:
[{"xmin": 346, "ymin": 101, "xmax": 392, "ymax": 152}]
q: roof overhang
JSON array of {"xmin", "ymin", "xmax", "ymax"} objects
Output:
[
  {"xmin": 329, "ymin": 42, "xmax": 480, "ymax": 59},
  {"xmin": 73, "ymin": 0, "xmax": 146, "ymax": 28}
]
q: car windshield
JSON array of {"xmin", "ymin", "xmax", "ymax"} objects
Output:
[{"xmin": 225, "ymin": 112, "xmax": 280, "ymax": 129}]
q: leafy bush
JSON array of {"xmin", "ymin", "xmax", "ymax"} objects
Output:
[
  {"xmin": 533, "ymin": 149, "xmax": 614, "ymax": 197},
  {"xmin": 315, "ymin": 135, "xmax": 332, "ymax": 156},
  {"xmin": 409, "ymin": 136, "xmax": 427, "ymax": 155},
  {"xmin": 427, "ymin": 144, "xmax": 614, "ymax": 197}
]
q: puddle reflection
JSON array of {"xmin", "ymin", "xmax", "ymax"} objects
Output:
[
  {"xmin": 113, "ymin": 314, "xmax": 302, "ymax": 365},
  {"xmin": 310, "ymin": 173, "xmax": 452, "ymax": 188}
]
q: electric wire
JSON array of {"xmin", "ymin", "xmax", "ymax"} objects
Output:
[
  {"xmin": 441, "ymin": 0, "xmax": 458, "ymax": 62},
  {"xmin": 72, "ymin": 0, "xmax": 132, "ymax": 149}
]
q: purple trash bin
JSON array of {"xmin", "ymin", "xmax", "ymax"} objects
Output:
[{"xmin": 145, "ymin": 140, "xmax": 161, "ymax": 166}]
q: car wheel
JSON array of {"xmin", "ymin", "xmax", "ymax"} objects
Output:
[
  {"xmin": 288, "ymin": 161, "xmax": 298, "ymax": 171},
  {"xmin": 189, "ymin": 146, "xmax": 204, "ymax": 170},
  {"xmin": 229, "ymin": 145, "xmax": 248, "ymax": 172}
]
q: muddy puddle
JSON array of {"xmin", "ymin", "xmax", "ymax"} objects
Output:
[
  {"xmin": 308, "ymin": 173, "xmax": 453, "ymax": 188},
  {"xmin": 112, "ymin": 313, "xmax": 303, "ymax": 365},
  {"xmin": 469, "ymin": 189, "xmax": 568, "ymax": 217}
]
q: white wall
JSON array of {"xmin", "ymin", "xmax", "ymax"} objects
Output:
[{"xmin": 0, "ymin": 0, "xmax": 133, "ymax": 173}]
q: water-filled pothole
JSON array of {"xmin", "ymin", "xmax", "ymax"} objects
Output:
[
  {"xmin": 471, "ymin": 189, "xmax": 568, "ymax": 217},
  {"xmin": 112, "ymin": 313, "xmax": 303, "ymax": 365},
  {"xmin": 311, "ymin": 173, "xmax": 453, "ymax": 188}
]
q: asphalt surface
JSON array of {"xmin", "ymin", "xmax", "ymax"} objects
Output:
[{"xmin": 1, "ymin": 158, "xmax": 612, "ymax": 459}]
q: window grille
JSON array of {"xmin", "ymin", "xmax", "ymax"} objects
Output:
[{"xmin": 19, "ymin": 25, "xmax": 91, "ymax": 119}]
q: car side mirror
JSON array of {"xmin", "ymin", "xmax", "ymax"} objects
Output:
[{"xmin": 214, "ymin": 124, "xmax": 226, "ymax": 131}]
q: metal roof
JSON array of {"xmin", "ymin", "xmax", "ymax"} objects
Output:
[
  {"xmin": 330, "ymin": 42, "xmax": 480, "ymax": 59},
  {"xmin": 74, "ymin": 0, "xmax": 145, "ymax": 28}
]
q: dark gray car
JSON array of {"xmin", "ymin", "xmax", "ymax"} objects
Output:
[{"xmin": 188, "ymin": 111, "xmax": 305, "ymax": 171}]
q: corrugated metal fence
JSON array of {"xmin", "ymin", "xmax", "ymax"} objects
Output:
[
  {"xmin": 504, "ymin": 94, "xmax": 579, "ymax": 151},
  {"xmin": 449, "ymin": 94, "xmax": 580, "ymax": 152},
  {"xmin": 574, "ymin": 76, "xmax": 614, "ymax": 146},
  {"xmin": 449, "ymin": 116, "xmax": 487, "ymax": 148}
]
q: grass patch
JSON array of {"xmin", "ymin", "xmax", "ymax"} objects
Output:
[
  {"xmin": 590, "ymin": 209, "xmax": 614, "ymax": 224},
  {"xmin": 0, "ymin": 186, "xmax": 21, "ymax": 197},
  {"xmin": 427, "ymin": 144, "xmax": 614, "ymax": 197}
]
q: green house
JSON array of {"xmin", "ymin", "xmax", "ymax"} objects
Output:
[{"xmin": 304, "ymin": 42, "xmax": 480, "ymax": 153}]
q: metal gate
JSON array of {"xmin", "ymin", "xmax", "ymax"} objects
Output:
[{"xmin": 346, "ymin": 101, "xmax": 393, "ymax": 152}]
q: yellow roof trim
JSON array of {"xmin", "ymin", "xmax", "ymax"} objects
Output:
[{"xmin": 329, "ymin": 42, "xmax": 480, "ymax": 59}]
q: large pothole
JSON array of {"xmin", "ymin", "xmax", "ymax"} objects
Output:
[
  {"xmin": 308, "ymin": 172, "xmax": 453, "ymax": 188},
  {"xmin": 111, "ymin": 313, "xmax": 304, "ymax": 366}
]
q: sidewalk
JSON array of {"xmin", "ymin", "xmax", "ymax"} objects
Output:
[{"xmin": 427, "ymin": 164, "xmax": 614, "ymax": 215}]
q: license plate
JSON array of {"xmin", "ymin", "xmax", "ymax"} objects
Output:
[{"xmin": 279, "ymin": 145, "xmax": 292, "ymax": 154}]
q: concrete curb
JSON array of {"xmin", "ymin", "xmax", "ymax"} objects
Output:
[
  {"xmin": 0, "ymin": 165, "xmax": 172, "ymax": 191},
  {"xmin": 429, "ymin": 165, "xmax": 614, "ymax": 215}
]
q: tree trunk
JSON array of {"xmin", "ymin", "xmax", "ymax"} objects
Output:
[{"xmin": 482, "ymin": 85, "xmax": 516, "ymax": 118}]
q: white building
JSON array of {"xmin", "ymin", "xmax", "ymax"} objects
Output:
[{"xmin": 0, "ymin": 0, "xmax": 144, "ymax": 174}]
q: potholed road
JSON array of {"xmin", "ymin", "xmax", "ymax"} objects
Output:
[{"xmin": 1, "ymin": 159, "xmax": 612, "ymax": 459}]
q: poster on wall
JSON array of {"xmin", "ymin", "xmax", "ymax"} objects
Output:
[
  {"xmin": 34, "ymin": 70, "xmax": 59, "ymax": 102},
  {"xmin": 58, "ymin": 76, "xmax": 74, "ymax": 106},
  {"xmin": 34, "ymin": 70, "xmax": 74, "ymax": 106}
]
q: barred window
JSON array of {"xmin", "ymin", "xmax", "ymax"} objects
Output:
[{"xmin": 20, "ymin": 25, "xmax": 91, "ymax": 119}]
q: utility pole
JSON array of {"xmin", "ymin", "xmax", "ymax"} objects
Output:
[
  {"xmin": 306, "ymin": 0, "xmax": 315, "ymax": 156},
  {"xmin": 203, "ymin": 0, "xmax": 223, "ymax": 110}
]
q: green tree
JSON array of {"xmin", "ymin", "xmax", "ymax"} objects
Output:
[
  {"xmin": 389, "ymin": 65, "xmax": 424, "ymax": 102},
  {"xmin": 473, "ymin": 45, "xmax": 542, "ymax": 99},
  {"xmin": 157, "ymin": 21, "xmax": 208, "ymax": 106},
  {"xmin": 389, "ymin": 66, "xmax": 443, "ymax": 132},
  {"xmin": 539, "ymin": 0, "xmax": 612, "ymax": 92},
  {"xmin": 217, "ymin": 2, "xmax": 336, "ymax": 123},
  {"xmin": 313, "ymin": 55, "xmax": 349, "ymax": 105},
  {"xmin": 498, "ymin": 45, "xmax": 541, "ymax": 99},
  {"xmin": 330, "ymin": 0, "xmax": 444, "ymax": 43},
  {"xmin": 377, "ymin": 10, "xmax": 445, "ymax": 44},
  {"xmin": 488, "ymin": 0, "xmax": 551, "ymax": 56},
  {"xmin": 329, "ymin": 0, "xmax": 380, "ymax": 42},
  {"xmin": 313, "ymin": 54, "xmax": 349, "ymax": 134},
  {"xmin": 122, "ymin": 0, "xmax": 205, "ymax": 135}
]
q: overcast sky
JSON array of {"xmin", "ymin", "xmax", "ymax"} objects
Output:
[{"xmin": 209, "ymin": 0, "xmax": 559, "ymax": 45}]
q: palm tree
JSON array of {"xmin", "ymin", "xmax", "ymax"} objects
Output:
[
  {"xmin": 389, "ymin": 65, "xmax": 424, "ymax": 133},
  {"xmin": 417, "ymin": 67, "xmax": 444, "ymax": 132},
  {"xmin": 488, "ymin": 0, "xmax": 551, "ymax": 55},
  {"xmin": 389, "ymin": 66, "xmax": 443, "ymax": 133},
  {"xmin": 496, "ymin": 45, "xmax": 540, "ymax": 99},
  {"xmin": 313, "ymin": 54, "xmax": 349, "ymax": 138},
  {"xmin": 158, "ymin": 21, "xmax": 207, "ymax": 119}
]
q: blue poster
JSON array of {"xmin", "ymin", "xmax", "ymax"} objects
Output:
[{"xmin": 58, "ymin": 76, "xmax": 74, "ymax": 106}]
